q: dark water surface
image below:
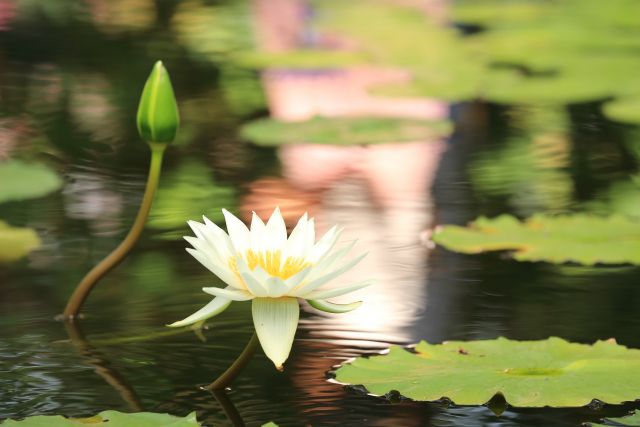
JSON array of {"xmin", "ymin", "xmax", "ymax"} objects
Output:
[{"xmin": 1, "ymin": 2, "xmax": 640, "ymax": 426}]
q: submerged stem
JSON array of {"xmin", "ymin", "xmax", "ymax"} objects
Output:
[
  {"xmin": 207, "ymin": 332, "xmax": 259, "ymax": 391},
  {"xmin": 63, "ymin": 143, "xmax": 166, "ymax": 319}
]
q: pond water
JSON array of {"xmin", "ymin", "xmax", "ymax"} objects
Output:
[{"xmin": 1, "ymin": 1, "xmax": 640, "ymax": 426}]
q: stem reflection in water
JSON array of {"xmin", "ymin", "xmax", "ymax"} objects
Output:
[
  {"xmin": 64, "ymin": 321, "xmax": 144, "ymax": 412},
  {"xmin": 210, "ymin": 389, "xmax": 246, "ymax": 427}
]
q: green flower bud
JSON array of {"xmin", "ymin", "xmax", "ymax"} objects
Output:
[{"xmin": 136, "ymin": 60, "xmax": 180, "ymax": 144}]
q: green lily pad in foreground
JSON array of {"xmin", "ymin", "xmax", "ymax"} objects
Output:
[
  {"xmin": 334, "ymin": 337, "xmax": 640, "ymax": 407},
  {"xmin": 432, "ymin": 214, "xmax": 640, "ymax": 265},
  {"xmin": 0, "ymin": 160, "xmax": 63, "ymax": 204},
  {"xmin": 0, "ymin": 221, "xmax": 41, "ymax": 262},
  {"xmin": 240, "ymin": 116, "xmax": 453, "ymax": 146},
  {"xmin": 1, "ymin": 411, "xmax": 200, "ymax": 426},
  {"xmin": 590, "ymin": 411, "xmax": 640, "ymax": 426}
]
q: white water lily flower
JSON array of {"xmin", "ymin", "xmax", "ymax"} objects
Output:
[{"xmin": 169, "ymin": 207, "xmax": 372, "ymax": 369}]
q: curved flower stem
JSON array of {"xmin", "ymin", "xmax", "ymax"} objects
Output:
[
  {"xmin": 63, "ymin": 143, "xmax": 166, "ymax": 319},
  {"xmin": 207, "ymin": 332, "xmax": 259, "ymax": 391}
]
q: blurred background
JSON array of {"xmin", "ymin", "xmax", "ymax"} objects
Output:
[{"xmin": 1, "ymin": 0, "xmax": 640, "ymax": 425}]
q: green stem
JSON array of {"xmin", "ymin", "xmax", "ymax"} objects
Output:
[
  {"xmin": 63, "ymin": 143, "xmax": 166, "ymax": 319},
  {"xmin": 207, "ymin": 332, "xmax": 259, "ymax": 391}
]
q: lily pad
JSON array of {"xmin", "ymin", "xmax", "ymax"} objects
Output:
[
  {"xmin": 334, "ymin": 337, "xmax": 640, "ymax": 407},
  {"xmin": 241, "ymin": 116, "xmax": 453, "ymax": 146},
  {"xmin": 603, "ymin": 97, "xmax": 640, "ymax": 124},
  {"xmin": 432, "ymin": 214, "xmax": 640, "ymax": 265},
  {"xmin": 0, "ymin": 221, "xmax": 41, "ymax": 262},
  {"xmin": 0, "ymin": 160, "xmax": 63, "ymax": 204},
  {"xmin": 1, "ymin": 410, "xmax": 200, "ymax": 426},
  {"xmin": 590, "ymin": 411, "xmax": 640, "ymax": 426}
]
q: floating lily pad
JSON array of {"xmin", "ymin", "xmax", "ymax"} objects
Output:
[
  {"xmin": 241, "ymin": 116, "xmax": 453, "ymax": 146},
  {"xmin": 432, "ymin": 214, "xmax": 640, "ymax": 265},
  {"xmin": 334, "ymin": 337, "xmax": 640, "ymax": 407},
  {"xmin": 603, "ymin": 97, "xmax": 640, "ymax": 124},
  {"xmin": 1, "ymin": 410, "xmax": 200, "ymax": 426},
  {"xmin": 590, "ymin": 411, "xmax": 640, "ymax": 426},
  {"xmin": 0, "ymin": 160, "xmax": 63, "ymax": 204},
  {"xmin": 0, "ymin": 221, "xmax": 41, "ymax": 262}
]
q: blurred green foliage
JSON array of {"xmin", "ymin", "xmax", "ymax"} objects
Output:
[
  {"xmin": 147, "ymin": 159, "xmax": 236, "ymax": 239},
  {"xmin": 468, "ymin": 105, "xmax": 573, "ymax": 215},
  {"xmin": 0, "ymin": 160, "xmax": 62, "ymax": 204},
  {"xmin": 241, "ymin": 116, "xmax": 453, "ymax": 146},
  {"xmin": 0, "ymin": 221, "xmax": 41, "ymax": 262}
]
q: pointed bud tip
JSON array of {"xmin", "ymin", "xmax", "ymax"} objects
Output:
[{"xmin": 137, "ymin": 60, "xmax": 179, "ymax": 144}]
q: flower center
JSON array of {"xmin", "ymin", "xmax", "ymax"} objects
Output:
[{"xmin": 230, "ymin": 250, "xmax": 311, "ymax": 280}]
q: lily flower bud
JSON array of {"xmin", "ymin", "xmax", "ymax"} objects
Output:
[{"xmin": 136, "ymin": 60, "xmax": 179, "ymax": 144}]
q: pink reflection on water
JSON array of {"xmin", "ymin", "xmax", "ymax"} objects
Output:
[
  {"xmin": 0, "ymin": 0, "xmax": 16, "ymax": 31},
  {"xmin": 245, "ymin": 0, "xmax": 451, "ymax": 408}
]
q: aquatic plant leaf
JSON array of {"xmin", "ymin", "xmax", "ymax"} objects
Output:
[
  {"xmin": 241, "ymin": 116, "xmax": 453, "ymax": 146},
  {"xmin": 334, "ymin": 337, "xmax": 640, "ymax": 407},
  {"xmin": 1, "ymin": 410, "xmax": 200, "ymax": 426},
  {"xmin": 0, "ymin": 221, "xmax": 41, "ymax": 262},
  {"xmin": 432, "ymin": 214, "xmax": 640, "ymax": 265},
  {"xmin": 0, "ymin": 160, "xmax": 62, "ymax": 204},
  {"xmin": 590, "ymin": 411, "xmax": 640, "ymax": 426},
  {"xmin": 603, "ymin": 97, "xmax": 640, "ymax": 124}
]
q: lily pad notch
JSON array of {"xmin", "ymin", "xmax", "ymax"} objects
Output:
[{"xmin": 333, "ymin": 337, "xmax": 640, "ymax": 408}]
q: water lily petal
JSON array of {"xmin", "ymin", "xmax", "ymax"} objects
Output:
[
  {"xmin": 306, "ymin": 239, "xmax": 357, "ymax": 282},
  {"xmin": 223, "ymin": 209, "xmax": 250, "ymax": 253},
  {"xmin": 290, "ymin": 252, "xmax": 368, "ymax": 297},
  {"xmin": 284, "ymin": 266, "xmax": 312, "ymax": 288},
  {"xmin": 189, "ymin": 219, "xmax": 234, "ymax": 260},
  {"xmin": 250, "ymin": 211, "xmax": 267, "ymax": 253},
  {"xmin": 202, "ymin": 286, "xmax": 254, "ymax": 301},
  {"xmin": 303, "ymin": 280, "xmax": 373, "ymax": 300},
  {"xmin": 252, "ymin": 297, "xmax": 300, "ymax": 369},
  {"xmin": 266, "ymin": 277, "xmax": 290, "ymax": 297},
  {"xmin": 184, "ymin": 235, "xmax": 225, "ymax": 266},
  {"xmin": 185, "ymin": 248, "xmax": 244, "ymax": 289},
  {"xmin": 266, "ymin": 207, "xmax": 287, "ymax": 251},
  {"xmin": 307, "ymin": 226, "xmax": 341, "ymax": 262},
  {"xmin": 167, "ymin": 297, "xmax": 232, "ymax": 327},
  {"xmin": 237, "ymin": 257, "xmax": 269, "ymax": 297},
  {"xmin": 203, "ymin": 215, "xmax": 236, "ymax": 255},
  {"xmin": 307, "ymin": 299, "xmax": 362, "ymax": 313},
  {"xmin": 285, "ymin": 213, "xmax": 309, "ymax": 257}
]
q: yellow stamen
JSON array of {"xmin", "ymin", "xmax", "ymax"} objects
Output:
[{"xmin": 229, "ymin": 250, "xmax": 311, "ymax": 282}]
